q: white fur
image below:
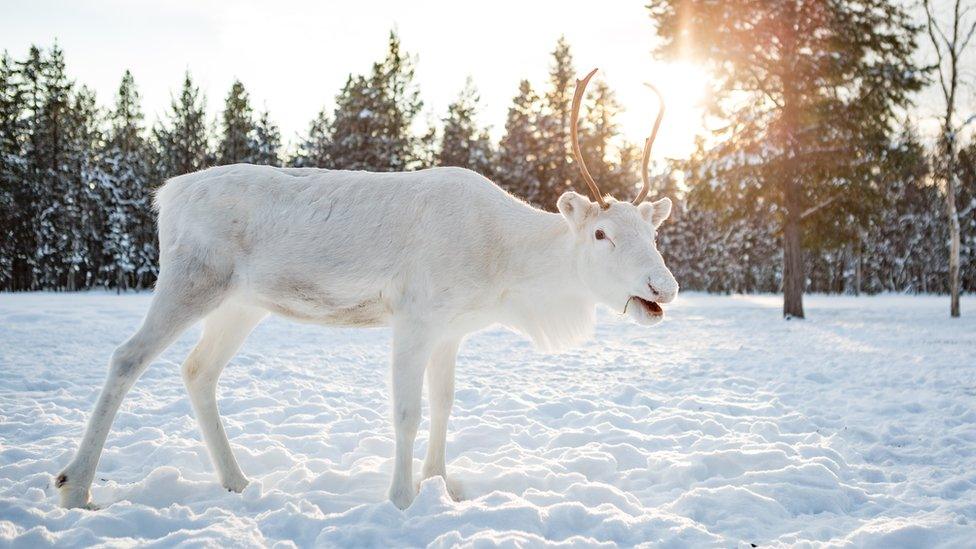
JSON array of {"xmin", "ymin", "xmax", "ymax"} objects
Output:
[{"xmin": 56, "ymin": 164, "xmax": 678, "ymax": 510}]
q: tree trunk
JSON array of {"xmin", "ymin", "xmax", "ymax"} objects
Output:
[
  {"xmin": 782, "ymin": 210, "xmax": 805, "ymax": 318},
  {"xmin": 941, "ymin": 119, "xmax": 961, "ymax": 317},
  {"xmin": 947, "ymin": 171, "xmax": 961, "ymax": 317},
  {"xmin": 779, "ymin": 14, "xmax": 804, "ymax": 319},
  {"xmin": 923, "ymin": 0, "xmax": 967, "ymax": 316}
]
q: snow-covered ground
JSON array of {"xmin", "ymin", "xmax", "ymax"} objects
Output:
[{"xmin": 0, "ymin": 292, "xmax": 974, "ymax": 547}]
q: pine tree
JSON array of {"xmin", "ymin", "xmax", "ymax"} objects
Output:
[
  {"xmin": 956, "ymin": 139, "xmax": 976, "ymax": 293},
  {"xmin": 6, "ymin": 47, "xmax": 46, "ymax": 290},
  {"xmin": 291, "ymin": 108, "xmax": 330, "ymax": 167},
  {"xmin": 252, "ymin": 110, "xmax": 281, "ymax": 166},
  {"xmin": 496, "ymin": 80, "xmax": 544, "ymax": 203},
  {"xmin": 370, "ymin": 30, "xmax": 424, "ymax": 171},
  {"xmin": 659, "ymin": 129, "xmax": 957, "ymax": 297},
  {"xmin": 154, "ymin": 71, "xmax": 210, "ymax": 178},
  {"xmin": 0, "ymin": 52, "xmax": 25, "ymax": 290},
  {"xmin": 31, "ymin": 43, "xmax": 76, "ymax": 290},
  {"xmin": 534, "ymin": 37, "xmax": 577, "ymax": 210},
  {"xmin": 648, "ymin": 0, "xmax": 925, "ymax": 317},
  {"xmin": 323, "ymin": 74, "xmax": 378, "ymax": 169},
  {"xmin": 102, "ymin": 70, "xmax": 153, "ymax": 290},
  {"xmin": 577, "ymin": 79, "xmax": 642, "ymax": 202},
  {"xmin": 217, "ymin": 79, "xmax": 258, "ymax": 165},
  {"xmin": 857, "ymin": 131, "xmax": 945, "ymax": 294},
  {"xmin": 415, "ymin": 113, "xmax": 439, "ymax": 170},
  {"xmin": 437, "ymin": 78, "xmax": 494, "ymax": 177},
  {"xmin": 62, "ymin": 85, "xmax": 105, "ymax": 291},
  {"xmin": 323, "ymin": 31, "xmax": 424, "ymax": 171},
  {"xmin": 663, "ymin": 145, "xmax": 781, "ymax": 294}
]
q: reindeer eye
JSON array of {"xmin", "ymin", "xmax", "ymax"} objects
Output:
[{"xmin": 595, "ymin": 229, "xmax": 606, "ymax": 240}]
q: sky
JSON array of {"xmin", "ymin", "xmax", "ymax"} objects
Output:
[
  {"xmin": 1, "ymin": 0, "xmax": 712, "ymax": 160},
  {"xmin": 2, "ymin": 0, "xmax": 971, "ymax": 161}
]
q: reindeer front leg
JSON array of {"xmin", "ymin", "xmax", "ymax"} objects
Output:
[{"xmin": 388, "ymin": 318, "xmax": 435, "ymax": 510}]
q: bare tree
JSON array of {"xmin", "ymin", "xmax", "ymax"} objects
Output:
[{"xmin": 923, "ymin": 0, "xmax": 976, "ymax": 317}]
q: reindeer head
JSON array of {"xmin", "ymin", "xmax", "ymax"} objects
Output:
[{"xmin": 559, "ymin": 68, "xmax": 678, "ymax": 326}]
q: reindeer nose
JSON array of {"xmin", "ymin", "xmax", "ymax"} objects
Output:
[{"xmin": 648, "ymin": 279, "xmax": 678, "ymax": 303}]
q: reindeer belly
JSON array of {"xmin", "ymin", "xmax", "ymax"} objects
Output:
[{"xmin": 249, "ymin": 275, "xmax": 390, "ymax": 327}]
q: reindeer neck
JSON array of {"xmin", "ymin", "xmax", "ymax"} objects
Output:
[{"xmin": 494, "ymin": 208, "xmax": 595, "ymax": 351}]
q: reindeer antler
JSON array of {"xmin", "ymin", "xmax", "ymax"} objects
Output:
[
  {"xmin": 570, "ymin": 68, "xmax": 607, "ymax": 209},
  {"xmin": 571, "ymin": 69, "xmax": 666, "ymax": 207},
  {"xmin": 633, "ymin": 84, "xmax": 665, "ymax": 205}
]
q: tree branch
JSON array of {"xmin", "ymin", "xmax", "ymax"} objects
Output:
[
  {"xmin": 923, "ymin": 0, "xmax": 952, "ymax": 103},
  {"xmin": 959, "ymin": 17, "xmax": 976, "ymax": 53},
  {"xmin": 800, "ymin": 195, "xmax": 839, "ymax": 220},
  {"xmin": 746, "ymin": 66, "xmax": 784, "ymax": 109}
]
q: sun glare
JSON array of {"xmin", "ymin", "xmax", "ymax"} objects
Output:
[{"xmin": 620, "ymin": 61, "xmax": 711, "ymax": 161}]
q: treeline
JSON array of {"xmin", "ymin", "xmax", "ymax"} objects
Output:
[
  {"xmin": 0, "ymin": 30, "xmax": 973, "ymax": 294},
  {"xmin": 660, "ymin": 132, "xmax": 976, "ymax": 294}
]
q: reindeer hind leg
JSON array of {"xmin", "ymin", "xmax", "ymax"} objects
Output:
[
  {"xmin": 181, "ymin": 301, "xmax": 267, "ymax": 492},
  {"xmin": 57, "ymin": 256, "xmax": 231, "ymax": 508}
]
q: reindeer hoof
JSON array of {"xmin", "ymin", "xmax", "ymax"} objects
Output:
[
  {"xmin": 389, "ymin": 483, "xmax": 415, "ymax": 510},
  {"xmin": 222, "ymin": 476, "xmax": 249, "ymax": 493},
  {"xmin": 56, "ymin": 473, "xmax": 94, "ymax": 509},
  {"xmin": 444, "ymin": 477, "xmax": 463, "ymax": 502}
]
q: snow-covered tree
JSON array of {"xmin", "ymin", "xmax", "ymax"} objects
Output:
[
  {"xmin": 506, "ymin": 38, "xmax": 642, "ymax": 211},
  {"xmin": 577, "ymin": 79, "xmax": 643, "ymax": 202},
  {"xmin": 252, "ymin": 110, "xmax": 281, "ymax": 166},
  {"xmin": 921, "ymin": 0, "xmax": 975, "ymax": 316},
  {"xmin": 29, "ymin": 44, "xmax": 77, "ymax": 290},
  {"xmin": 62, "ymin": 86, "xmax": 106, "ymax": 291},
  {"xmin": 496, "ymin": 80, "xmax": 544, "ymax": 203},
  {"xmin": 4, "ymin": 47, "xmax": 45, "ymax": 290},
  {"xmin": 217, "ymin": 79, "xmax": 258, "ymax": 165},
  {"xmin": 956, "ymin": 139, "xmax": 976, "ymax": 292},
  {"xmin": 534, "ymin": 37, "xmax": 577, "ymax": 210},
  {"xmin": 0, "ymin": 52, "xmax": 25, "ymax": 290},
  {"xmin": 437, "ymin": 78, "xmax": 494, "ymax": 177},
  {"xmin": 291, "ymin": 109, "xmax": 330, "ymax": 168},
  {"xmin": 101, "ymin": 70, "xmax": 153, "ymax": 290},
  {"xmin": 648, "ymin": 0, "xmax": 925, "ymax": 317},
  {"xmin": 154, "ymin": 72, "xmax": 210, "ymax": 178},
  {"xmin": 320, "ymin": 31, "xmax": 424, "ymax": 171},
  {"xmin": 663, "ymin": 146, "xmax": 781, "ymax": 294},
  {"xmin": 818, "ymin": 130, "xmax": 943, "ymax": 294}
]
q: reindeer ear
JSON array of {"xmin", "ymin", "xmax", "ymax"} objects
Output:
[
  {"xmin": 557, "ymin": 191, "xmax": 598, "ymax": 233},
  {"xmin": 638, "ymin": 197, "xmax": 672, "ymax": 228}
]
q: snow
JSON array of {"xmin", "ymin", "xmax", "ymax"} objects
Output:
[{"xmin": 1, "ymin": 292, "xmax": 974, "ymax": 547}]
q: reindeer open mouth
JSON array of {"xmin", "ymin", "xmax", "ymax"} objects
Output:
[{"xmin": 627, "ymin": 296, "xmax": 664, "ymax": 317}]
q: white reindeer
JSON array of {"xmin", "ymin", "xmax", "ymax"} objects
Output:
[{"xmin": 56, "ymin": 69, "xmax": 678, "ymax": 510}]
